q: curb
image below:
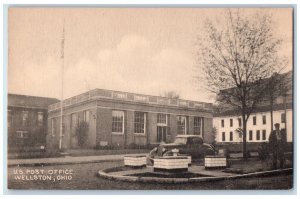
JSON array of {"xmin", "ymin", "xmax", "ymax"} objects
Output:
[{"xmin": 97, "ymin": 167, "xmax": 293, "ymax": 184}]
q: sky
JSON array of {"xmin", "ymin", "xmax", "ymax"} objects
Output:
[{"xmin": 8, "ymin": 8, "xmax": 293, "ymax": 102}]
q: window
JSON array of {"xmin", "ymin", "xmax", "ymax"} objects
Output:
[
  {"xmin": 112, "ymin": 110, "xmax": 124, "ymax": 134},
  {"xmin": 37, "ymin": 112, "xmax": 43, "ymax": 126},
  {"xmin": 83, "ymin": 110, "xmax": 90, "ymax": 123},
  {"xmin": 222, "ymin": 132, "xmax": 226, "ymax": 141},
  {"xmin": 256, "ymin": 130, "xmax": 260, "ymax": 140},
  {"xmin": 8, "ymin": 110, "xmax": 12, "ymax": 128},
  {"xmin": 192, "ymin": 137, "xmax": 203, "ymax": 144},
  {"xmin": 177, "ymin": 116, "xmax": 187, "ymax": 135},
  {"xmin": 229, "ymin": 131, "xmax": 233, "ymax": 141},
  {"xmin": 238, "ymin": 118, "xmax": 242, "ymax": 127},
  {"xmin": 221, "ymin": 119, "xmax": 224, "ymax": 128},
  {"xmin": 157, "ymin": 113, "xmax": 167, "ymax": 126},
  {"xmin": 281, "ymin": 113, "xmax": 286, "ymax": 123},
  {"xmin": 262, "ymin": 130, "xmax": 266, "ymax": 140},
  {"xmin": 253, "ymin": 116, "xmax": 256, "ymax": 125},
  {"xmin": 249, "ymin": 130, "xmax": 253, "ymax": 141},
  {"xmin": 16, "ymin": 131, "xmax": 28, "ymax": 138},
  {"xmin": 230, "ymin": 119, "xmax": 233, "ymax": 127},
  {"xmin": 194, "ymin": 117, "xmax": 203, "ymax": 135},
  {"xmin": 262, "ymin": 115, "xmax": 266, "ymax": 125},
  {"xmin": 134, "ymin": 112, "xmax": 146, "ymax": 134},
  {"xmin": 22, "ymin": 111, "xmax": 28, "ymax": 126}
]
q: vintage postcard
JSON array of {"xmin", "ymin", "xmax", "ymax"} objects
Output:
[{"xmin": 6, "ymin": 6, "xmax": 294, "ymax": 191}]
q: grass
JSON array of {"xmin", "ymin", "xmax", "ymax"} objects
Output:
[{"xmin": 223, "ymin": 156, "xmax": 293, "ymax": 174}]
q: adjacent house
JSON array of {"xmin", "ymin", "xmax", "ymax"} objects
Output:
[
  {"xmin": 8, "ymin": 94, "xmax": 59, "ymax": 151},
  {"xmin": 213, "ymin": 71, "xmax": 293, "ymax": 151},
  {"xmin": 47, "ymin": 89, "xmax": 213, "ymax": 149}
]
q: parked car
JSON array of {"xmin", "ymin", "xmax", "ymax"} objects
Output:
[{"xmin": 148, "ymin": 135, "xmax": 216, "ymax": 162}]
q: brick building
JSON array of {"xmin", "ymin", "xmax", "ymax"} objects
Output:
[
  {"xmin": 47, "ymin": 89, "xmax": 213, "ymax": 149},
  {"xmin": 8, "ymin": 94, "xmax": 59, "ymax": 151}
]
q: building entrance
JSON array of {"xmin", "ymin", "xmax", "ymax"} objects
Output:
[{"xmin": 157, "ymin": 126, "xmax": 167, "ymax": 143}]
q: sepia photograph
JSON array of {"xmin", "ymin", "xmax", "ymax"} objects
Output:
[{"xmin": 6, "ymin": 6, "xmax": 294, "ymax": 191}]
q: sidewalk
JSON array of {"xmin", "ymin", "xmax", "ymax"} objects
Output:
[
  {"xmin": 7, "ymin": 152, "xmax": 255, "ymax": 167},
  {"xmin": 8, "ymin": 151, "xmax": 292, "ymax": 167},
  {"xmin": 8, "ymin": 153, "xmax": 148, "ymax": 167}
]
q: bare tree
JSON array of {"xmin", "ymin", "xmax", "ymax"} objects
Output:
[
  {"xmin": 160, "ymin": 91, "xmax": 180, "ymax": 99},
  {"xmin": 195, "ymin": 9, "xmax": 286, "ymax": 159}
]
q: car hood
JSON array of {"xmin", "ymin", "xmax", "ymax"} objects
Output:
[{"xmin": 159, "ymin": 142, "xmax": 214, "ymax": 150}]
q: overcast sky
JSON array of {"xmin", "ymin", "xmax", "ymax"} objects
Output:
[{"xmin": 8, "ymin": 8, "xmax": 293, "ymax": 102}]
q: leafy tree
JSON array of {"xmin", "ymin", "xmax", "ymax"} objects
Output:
[{"xmin": 195, "ymin": 9, "xmax": 286, "ymax": 159}]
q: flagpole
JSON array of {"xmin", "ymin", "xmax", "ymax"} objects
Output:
[{"xmin": 59, "ymin": 19, "xmax": 65, "ymax": 150}]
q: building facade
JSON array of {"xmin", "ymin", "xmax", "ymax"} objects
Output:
[
  {"xmin": 47, "ymin": 89, "xmax": 213, "ymax": 149},
  {"xmin": 213, "ymin": 71, "xmax": 293, "ymax": 150},
  {"xmin": 8, "ymin": 94, "xmax": 59, "ymax": 151},
  {"xmin": 213, "ymin": 104, "xmax": 293, "ymax": 144}
]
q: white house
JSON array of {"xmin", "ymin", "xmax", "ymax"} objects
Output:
[
  {"xmin": 213, "ymin": 71, "xmax": 293, "ymax": 145},
  {"xmin": 213, "ymin": 107, "xmax": 293, "ymax": 144}
]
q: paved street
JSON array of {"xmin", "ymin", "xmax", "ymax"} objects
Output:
[{"xmin": 7, "ymin": 161, "xmax": 293, "ymax": 190}]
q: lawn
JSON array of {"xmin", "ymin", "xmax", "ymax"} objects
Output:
[{"xmin": 224, "ymin": 155, "xmax": 293, "ymax": 174}]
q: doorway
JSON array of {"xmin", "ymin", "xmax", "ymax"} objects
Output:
[{"xmin": 157, "ymin": 126, "xmax": 167, "ymax": 143}]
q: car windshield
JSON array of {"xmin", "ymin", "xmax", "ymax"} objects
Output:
[{"xmin": 174, "ymin": 137, "xmax": 187, "ymax": 144}]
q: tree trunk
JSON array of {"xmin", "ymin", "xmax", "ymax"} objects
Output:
[
  {"xmin": 242, "ymin": 110, "xmax": 248, "ymax": 159},
  {"xmin": 284, "ymin": 95, "xmax": 287, "ymax": 130},
  {"xmin": 270, "ymin": 96, "xmax": 274, "ymax": 132}
]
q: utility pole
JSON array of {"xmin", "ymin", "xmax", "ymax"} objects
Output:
[{"xmin": 59, "ymin": 19, "xmax": 65, "ymax": 150}]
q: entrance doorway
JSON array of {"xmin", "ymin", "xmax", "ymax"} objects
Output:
[{"xmin": 157, "ymin": 126, "xmax": 167, "ymax": 143}]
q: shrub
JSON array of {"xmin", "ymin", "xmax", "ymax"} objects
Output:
[{"xmin": 75, "ymin": 121, "xmax": 89, "ymax": 147}]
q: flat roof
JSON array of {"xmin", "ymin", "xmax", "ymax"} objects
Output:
[{"xmin": 48, "ymin": 88, "xmax": 213, "ymax": 112}]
